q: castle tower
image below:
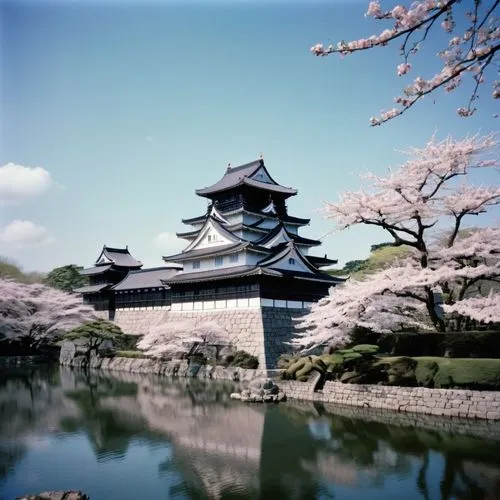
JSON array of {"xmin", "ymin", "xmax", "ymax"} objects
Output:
[
  {"xmin": 163, "ymin": 159, "xmax": 343, "ymax": 309},
  {"xmin": 161, "ymin": 160, "xmax": 344, "ymax": 367}
]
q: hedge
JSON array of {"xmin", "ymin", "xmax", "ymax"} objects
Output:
[{"xmin": 351, "ymin": 330, "xmax": 500, "ymax": 359}]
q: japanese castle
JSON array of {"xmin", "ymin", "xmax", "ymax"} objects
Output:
[{"xmin": 76, "ymin": 159, "xmax": 343, "ymax": 315}]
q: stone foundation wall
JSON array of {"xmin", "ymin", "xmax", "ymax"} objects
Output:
[
  {"xmin": 68, "ymin": 355, "xmax": 266, "ymax": 382},
  {"xmin": 111, "ymin": 309, "xmax": 168, "ymax": 335},
  {"xmin": 286, "ymin": 400, "xmax": 500, "ymax": 440},
  {"xmin": 280, "ymin": 373, "xmax": 500, "ymax": 421},
  {"xmin": 107, "ymin": 306, "xmax": 306, "ymax": 369}
]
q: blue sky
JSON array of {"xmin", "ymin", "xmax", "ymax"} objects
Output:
[{"xmin": 1, "ymin": 0, "xmax": 498, "ymax": 272}]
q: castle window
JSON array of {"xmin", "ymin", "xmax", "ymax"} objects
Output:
[
  {"xmin": 229, "ymin": 254, "xmax": 238, "ymax": 263},
  {"xmin": 208, "ymin": 235, "xmax": 212, "ymax": 242},
  {"xmin": 288, "ymin": 257, "xmax": 295, "ymax": 265},
  {"xmin": 215, "ymin": 256, "xmax": 224, "ymax": 267},
  {"xmin": 192, "ymin": 261, "xmax": 201, "ymax": 269}
]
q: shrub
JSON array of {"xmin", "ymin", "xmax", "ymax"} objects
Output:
[
  {"xmin": 277, "ymin": 352, "xmax": 300, "ymax": 370},
  {"xmin": 385, "ymin": 357, "xmax": 418, "ymax": 386},
  {"xmin": 351, "ymin": 329, "xmax": 500, "ymax": 358},
  {"xmin": 415, "ymin": 359, "xmax": 439, "ymax": 387},
  {"xmin": 282, "ymin": 345, "xmax": 381, "ymax": 381},
  {"xmin": 226, "ymin": 350, "xmax": 259, "ymax": 369},
  {"xmin": 189, "ymin": 352, "xmax": 207, "ymax": 365},
  {"xmin": 116, "ymin": 334, "xmax": 142, "ymax": 351},
  {"xmin": 352, "ymin": 344, "xmax": 380, "ymax": 355},
  {"xmin": 429, "ymin": 358, "xmax": 500, "ymax": 390}
]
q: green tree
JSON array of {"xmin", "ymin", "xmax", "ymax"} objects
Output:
[
  {"xmin": 355, "ymin": 245, "xmax": 411, "ymax": 278},
  {"xmin": 343, "ymin": 260, "xmax": 365, "ymax": 273},
  {"xmin": 0, "ymin": 258, "xmax": 25, "ymax": 282},
  {"xmin": 330, "ymin": 245, "xmax": 411, "ymax": 278},
  {"xmin": 370, "ymin": 242, "xmax": 394, "ymax": 253},
  {"xmin": 44, "ymin": 264, "xmax": 88, "ymax": 292},
  {"xmin": 0, "ymin": 257, "xmax": 45, "ymax": 284},
  {"xmin": 64, "ymin": 319, "xmax": 124, "ymax": 353}
]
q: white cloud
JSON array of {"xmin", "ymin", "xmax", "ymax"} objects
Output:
[
  {"xmin": 0, "ymin": 220, "xmax": 54, "ymax": 248},
  {"xmin": 0, "ymin": 163, "xmax": 53, "ymax": 203},
  {"xmin": 145, "ymin": 136, "xmax": 154, "ymax": 143},
  {"xmin": 153, "ymin": 231, "xmax": 183, "ymax": 253}
]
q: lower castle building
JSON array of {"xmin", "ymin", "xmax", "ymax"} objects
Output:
[{"xmin": 76, "ymin": 159, "xmax": 344, "ymax": 367}]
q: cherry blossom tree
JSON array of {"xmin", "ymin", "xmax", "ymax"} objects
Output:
[
  {"xmin": 137, "ymin": 319, "xmax": 231, "ymax": 358},
  {"xmin": 292, "ymin": 134, "xmax": 500, "ymax": 351},
  {"xmin": 310, "ymin": 0, "xmax": 500, "ymax": 125},
  {"xmin": 0, "ymin": 278, "xmax": 95, "ymax": 352}
]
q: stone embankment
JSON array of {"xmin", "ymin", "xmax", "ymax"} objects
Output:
[
  {"xmin": 280, "ymin": 372, "xmax": 500, "ymax": 421},
  {"xmin": 59, "ymin": 344, "xmax": 500, "ymax": 421},
  {"xmin": 60, "ymin": 348, "xmax": 268, "ymax": 382},
  {"xmin": 287, "ymin": 399, "xmax": 500, "ymax": 441},
  {"xmin": 17, "ymin": 491, "xmax": 88, "ymax": 500}
]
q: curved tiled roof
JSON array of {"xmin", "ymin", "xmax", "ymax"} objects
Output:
[
  {"xmin": 79, "ymin": 264, "xmax": 113, "ymax": 276},
  {"xmin": 255, "ymin": 222, "xmax": 321, "ymax": 247},
  {"xmin": 95, "ymin": 246, "xmax": 143, "ymax": 268},
  {"xmin": 195, "ymin": 160, "xmax": 297, "ymax": 197},
  {"xmin": 112, "ymin": 266, "xmax": 181, "ymax": 291},
  {"xmin": 163, "ymin": 242, "xmax": 246, "ymax": 263},
  {"xmin": 73, "ymin": 283, "xmax": 110, "ymax": 294}
]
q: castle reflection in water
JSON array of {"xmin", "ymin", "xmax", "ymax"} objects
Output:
[{"xmin": 1, "ymin": 367, "xmax": 500, "ymax": 500}]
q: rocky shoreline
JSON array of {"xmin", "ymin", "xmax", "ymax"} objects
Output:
[
  {"xmin": 56, "ymin": 342, "xmax": 500, "ymax": 421},
  {"xmin": 17, "ymin": 491, "xmax": 88, "ymax": 500}
]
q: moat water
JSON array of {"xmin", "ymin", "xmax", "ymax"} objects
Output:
[{"xmin": 1, "ymin": 366, "xmax": 500, "ymax": 500}]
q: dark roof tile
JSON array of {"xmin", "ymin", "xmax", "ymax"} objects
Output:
[
  {"xmin": 95, "ymin": 246, "xmax": 143, "ymax": 268},
  {"xmin": 73, "ymin": 283, "xmax": 110, "ymax": 294},
  {"xmin": 112, "ymin": 266, "xmax": 181, "ymax": 291},
  {"xmin": 195, "ymin": 160, "xmax": 297, "ymax": 197},
  {"xmin": 79, "ymin": 265, "xmax": 113, "ymax": 276}
]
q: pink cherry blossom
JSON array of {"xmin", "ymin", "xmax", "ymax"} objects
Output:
[
  {"xmin": 309, "ymin": 0, "xmax": 499, "ymax": 124},
  {"xmin": 366, "ymin": 1, "xmax": 383, "ymax": 18},
  {"xmin": 138, "ymin": 318, "xmax": 230, "ymax": 358},
  {"xmin": 0, "ymin": 279, "xmax": 95, "ymax": 350},
  {"xmin": 293, "ymin": 134, "xmax": 500, "ymax": 351},
  {"xmin": 397, "ymin": 63, "xmax": 412, "ymax": 76}
]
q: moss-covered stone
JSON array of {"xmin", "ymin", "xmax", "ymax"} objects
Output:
[
  {"xmin": 295, "ymin": 362, "xmax": 313, "ymax": 379},
  {"xmin": 385, "ymin": 357, "xmax": 418, "ymax": 386},
  {"xmin": 415, "ymin": 359, "xmax": 439, "ymax": 387},
  {"xmin": 352, "ymin": 344, "xmax": 380, "ymax": 355}
]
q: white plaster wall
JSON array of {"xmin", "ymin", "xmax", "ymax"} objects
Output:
[
  {"xmin": 187, "ymin": 222, "xmax": 234, "ymax": 251},
  {"xmin": 183, "ymin": 250, "xmax": 246, "ymax": 273},
  {"xmin": 243, "ymin": 251, "xmax": 264, "ymax": 266},
  {"xmin": 266, "ymin": 248, "xmax": 313, "ymax": 273},
  {"xmin": 235, "ymin": 229, "xmax": 266, "ymax": 242}
]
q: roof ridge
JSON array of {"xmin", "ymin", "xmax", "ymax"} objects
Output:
[
  {"xmin": 129, "ymin": 266, "xmax": 181, "ymax": 273},
  {"xmin": 226, "ymin": 159, "xmax": 262, "ymax": 173},
  {"xmin": 103, "ymin": 246, "xmax": 130, "ymax": 253}
]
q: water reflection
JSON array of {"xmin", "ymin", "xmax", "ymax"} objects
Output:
[{"xmin": 1, "ymin": 366, "xmax": 500, "ymax": 500}]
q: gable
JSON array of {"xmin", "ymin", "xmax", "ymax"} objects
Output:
[
  {"xmin": 249, "ymin": 166, "xmax": 274, "ymax": 184},
  {"xmin": 260, "ymin": 244, "xmax": 317, "ymax": 274},
  {"xmin": 262, "ymin": 226, "xmax": 292, "ymax": 248},
  {"xmin": 183, "ymin": 218, "xmax": 239, "ymax": 252},
  {"xmin": 267, "ymin": 246, "xmax": 314, "ymax": 273},
  {"xmin": 95, "ymin": 250, "xmax": 114, "ymax": 265},
  {"xmin": 210, "ymin": 205, "xmax": 229, "ymax": 224},
  {"xmin": 261, "ymin": 200, "xmax": 277, "ymax": 215}
]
